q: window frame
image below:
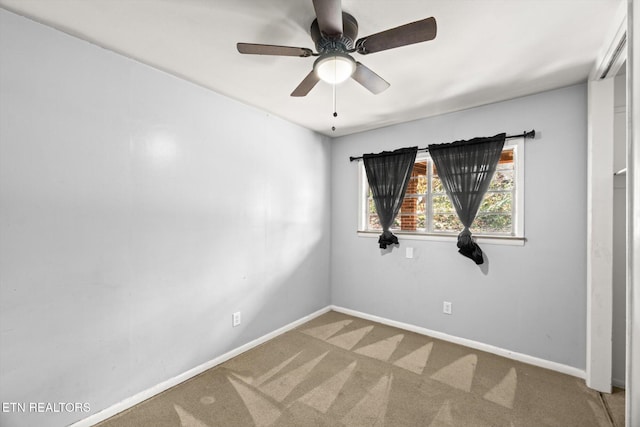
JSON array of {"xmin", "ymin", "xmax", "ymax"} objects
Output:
[{"xmin": 357, "ymin": 138, "xmax": 525, "ymax": 246}]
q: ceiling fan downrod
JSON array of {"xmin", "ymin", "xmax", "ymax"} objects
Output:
[{"xmin": 310, "ymin": 12, "xmax": 359, "ymax": 54}]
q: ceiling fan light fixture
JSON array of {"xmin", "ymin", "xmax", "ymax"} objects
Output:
[{"xmin": 315, "ymin": 53, "xmax": 356, "ymax": 84}]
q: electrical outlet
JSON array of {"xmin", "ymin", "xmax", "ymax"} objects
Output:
[
  {"xmin": 443, "ymin": 301, "xmax": 452, "ymax": 315},
  {"xmin": 232, "ymin": 311, "xmax": 241, "ymax": 327},
  {"xmin": 406, "ymin": 247, "xmax": 414, "ymax": 258}
]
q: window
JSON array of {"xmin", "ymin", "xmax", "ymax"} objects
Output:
[{"xmin": 358, "ymin": 139, "xmax": 524, "ymax": 241}]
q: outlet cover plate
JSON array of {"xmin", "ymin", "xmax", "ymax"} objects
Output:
[
  {"xmin": 443, "ymin": 302, "xmax": 452, "ymax": 315},
  {"xmin": 232, "ymin": 311, "xmax": 241, "ymax": 327}
]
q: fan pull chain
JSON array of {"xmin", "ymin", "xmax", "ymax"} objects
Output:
[
  {"xmin": 333, "ymin": 82, "xmax": 337, "ymax": 117},
  {"xmin": 331, "ymin": 81, "xmax": 337, "ymax": 132}
]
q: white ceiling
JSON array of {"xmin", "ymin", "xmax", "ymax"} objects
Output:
[{"xmin": 0, "ymin": 0, "xmax": 624, "ymax": 136}]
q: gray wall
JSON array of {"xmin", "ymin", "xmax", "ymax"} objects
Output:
[
  {"xmin": 330, "ymin": 84, "xmax": 588, "ymax": 370},
  {"xmin": 0, "ymin": 10, "xmax": 331, "ymax": 427}
]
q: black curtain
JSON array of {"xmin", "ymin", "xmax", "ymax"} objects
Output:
[
  {"xmin": 363, "ymin": 147, "xmax": 418, "ymax": 249},
  {"xmin": 428, "ymin": 133, "xmax": 506, "ymax": 264}
]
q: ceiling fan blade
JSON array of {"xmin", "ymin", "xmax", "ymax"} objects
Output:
[
  {"xmin": 351, "ymin": 62, "xmax": 390, "ymax": 94},
  {"xmin": 356, "ymin": 17, "xmax": 437, "ymax": 55},
  {"xmin": 312, "ymin": 0, "xmax": 343, "ymax": 36},
  {"xmin": 291, "ymin": 70, "xmax": 321, "ymax": 97},
  {"xmin": 237, "ymin": 43, "xmax": 313, "ymax": 57}
]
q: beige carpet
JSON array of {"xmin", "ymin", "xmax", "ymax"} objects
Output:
[
  {"xmin": 97, "ymin": 311, "xmax": 623, "ymax": 427},
  {"xmin": 602, "ymin": 387, "xmax": 626, "ymax": 427}
]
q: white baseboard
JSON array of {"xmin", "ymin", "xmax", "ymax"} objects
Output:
[
  {"xmin": 612, "ymin": 378, "xmax": 626, "ymax": 389},
  {"xmin": 330, "ymin": 305, "xmax": 587, "ymax": 380},
  {"xmin": 72, "ymin": 303, "xmax": 591, "ymax": 426},
  {"xmin": 70, "ymin": 305, "xmax": 332, "ymax": 427}
]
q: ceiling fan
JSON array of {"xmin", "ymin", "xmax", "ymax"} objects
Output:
[{"xmin": 236, "ymin": 0, "xmax": 437, "ymax": 97}]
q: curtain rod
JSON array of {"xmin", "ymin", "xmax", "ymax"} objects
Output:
[{"xmin": 348, "ymin": 129, "xmax": 536, "ymax": 162}]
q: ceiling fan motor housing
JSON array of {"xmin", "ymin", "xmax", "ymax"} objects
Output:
[{"xmin": 311, "ymin": 12, "xmax": 358, "ymax": 53}]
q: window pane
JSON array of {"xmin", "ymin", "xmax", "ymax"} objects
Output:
[
  {"xmin": 368, "ymin": 213, "xmax": 403, "ymax": 231},
  {"xmin": 497, "ymin": 148, "xmax": 514, "ymax": 166},
  {"xmin": 407, "ymin": 161, "xmax": 427, "ymax": 194},
  {"xmin": 368, "ymin": 198, "xmax": 376, "ymax": 214},
  {"xmin": 417, "ymin": 175, "xmax": 428, "ymax": 193},
  {"xmin": 400, "ymin": 195, "xmax": 420, "ymax": 231},
  {"xmin": 479, "ymin": 192, "xmax": 512, "ymax": 213},
  {"xmin": 414, "ymin": 161, "xmax": 428, "ymax": 178},
  {"xmin": 432, "ymin": 175, "xmax": 444, "ymax": 193},
  {"xmin": 488, "ymin": 171, "xmax": 514, "ymax": 190},
  {"xmin": 369, "ymin": 214, "xmax": 381, "ymax": 230},
  {"xmin": 432, "ymin": 195, "xmax": 455, "ymax": 213},
  {"xmin": 391, "ymin": 216, "xmax": 401, "ymax": 230},
  {"xmin": 433, "ymin": 214, "xmax": 463, "ymax": 232},
  {"xmin": 472, "ymin": 214, "xmax": 512, "ymax": 233}
]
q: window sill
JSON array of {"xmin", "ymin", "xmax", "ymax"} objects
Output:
[{"xmin": 356, "ymin": 231, "xmax": 526, "ymax": 246}]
